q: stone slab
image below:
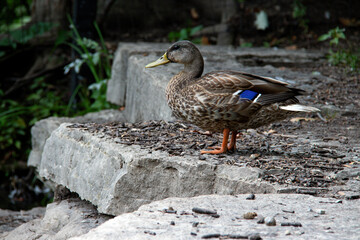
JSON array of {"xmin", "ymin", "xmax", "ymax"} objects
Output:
[
  {"xmin": 28, "ymin": 109, "xmax": 126, "ymax": 169},
  {"xmin": 38, "ymin": 123, "xmax": 276, "ymax": 216},
  {"xmin": 70, "ymin": 194, "xmax": 360, "ymax": 240},
  {"xmin": 1, "ymin": 198, "xmax": 111, "ymax": 240},
  {"xmin": 0, "ymin": 207, "xmax": 45, "ymax": 234}
]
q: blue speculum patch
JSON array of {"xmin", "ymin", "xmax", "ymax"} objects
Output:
[{"xmin": 239, "ymin": 90, "xmax": 258, "ymax": 100}]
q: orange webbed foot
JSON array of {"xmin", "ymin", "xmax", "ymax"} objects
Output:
[
  {"xmin": 200, "ymin": 147, "xmax": 228, "ymax": 154},
  {"xmin": 200, "ymin": 129, "xmax": 230, "ymax": 155}
]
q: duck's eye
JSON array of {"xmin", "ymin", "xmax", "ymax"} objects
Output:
[{"xmin": 172, "ymin": 45, "xmax": 180, "ymax": 51}]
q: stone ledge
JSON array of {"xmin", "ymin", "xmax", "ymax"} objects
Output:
[
  {"xmin": 38, "ymin": 123, "xmax": 276, "ymax": 216},
  {"xmin": 28, "ymin": 109, "xmax": 126, "ymax": 169},
  {"xmin": 1, "ymin": 198, "xmax": 110, "ymax": 240},
  {"xmin": 70, "ymin": 194, "xmax": 360, "ymax": 240}
]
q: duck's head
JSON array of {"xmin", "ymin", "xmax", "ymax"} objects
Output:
[{"xmin": 145, "ymin": 41, "xmax": 202, "ymax": 68}]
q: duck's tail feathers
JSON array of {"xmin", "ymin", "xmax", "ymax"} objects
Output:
[{"xmin": 280, "ymin": 104, "xmax": 320, "ymax": 112}]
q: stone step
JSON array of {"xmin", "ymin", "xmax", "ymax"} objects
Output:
[
  {"xmin": 72, "ymin": 194, "xmax": 359, "ymax": 240},
  {"xmin": 38, "ymin": 123, "xmax": 275, "ymax": 216}
]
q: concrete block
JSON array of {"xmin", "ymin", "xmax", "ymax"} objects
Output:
[{"xmin": 38, "ymin": 123, "xmax": 276, "ymax": 215}]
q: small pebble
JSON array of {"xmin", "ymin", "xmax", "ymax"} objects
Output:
[
  {"xmin": 315, "ymin": 209, "xmax": 326, "ymax": 214},
  {"xmin": 227, "ymin": 234, "xmax": 248, "ymax": 239},
  {"xmin": 243, "ymin": 212, "xmax": 257, "ymax": 219},
  {"xmin": 285, "ymin": 230, "xmax": 291, "ymax": 235},
  {"xmin": 282, "ymin": 209, "xmax": 295, "ymax": 213},
  {"xmin": 248, "ymin": 233, "xmax": 262, "ymax": 240},
  {"xmin": 190, "ymin": 232, "xmax": 197, "ymax": 236},
  {"xmin": 345, "ymin": 194, "xmax": 360, "ymax": 200},
  {"xmin": 250, "ymin": 153, "xmax": 261, "ymax": 159},
  {"xmin": 336, "ymin": 200, "xmax": 342, "ymax": 204},
  {"xmin": 170, "ymin": 221, "xmax": 175, "ymax": 225},
  {"xmin": 281, "ymin": 222, "xmax": 302, "ymax": 227},
  {"xmin": 199, "ymin": 155, "xmax": 206, "ymax": 160},
  {"xmin": 144, "ymin": 230, "xmax": 156, "ymax": 236},
  {"xmin": 257, "ymin": 215, "xmax": 265, "ymax": 224},
  {"xmin": 163, "ymin": 208, "xmax": 177, "ymax": 214},
  {"xmin": 201, "ymin": 233, "xmax": 221, "ymax": 239},
  {"xmin": 246, "ymin": 193, "xmax": 256, "ymax": 200},
  {"xmin": 192, "ymin": 207, "xmax": 217, "ymax": 215},
  {"xmin": 192, "ymin": 222, "xmax": 199, "ymax": 227},
  {"xmin": 265, "ymin": 216, "xmax": 276, "ymax": 226}
]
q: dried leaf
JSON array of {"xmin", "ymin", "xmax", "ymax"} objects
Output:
[
  {"xmin": 190, "ymin": 8, "xmax": 199, "ymax": 19},
  {"xmin": 339, "ymin": 17, "xmax": 360, "ymax": 27},
  {"xmin": 285, "ymin": 45, "xmax": 298, "ymax": 50}
]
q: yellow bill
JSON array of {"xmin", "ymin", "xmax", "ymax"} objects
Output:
[{"xmin": 145, "ymin": 53, "xmax": 170, "ymax": 68}]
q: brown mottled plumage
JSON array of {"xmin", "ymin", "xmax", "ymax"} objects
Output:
[{"xmin": 146, "ymin": 41, "xmax": 319, "ymax": 154}]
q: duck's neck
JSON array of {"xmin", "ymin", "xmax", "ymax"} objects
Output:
[
  {"xmin": 183, "ymin": 56, "xmax": 204, "ymax": 79},
  {"xmin": 169, "ymin": 55, "xmax": 204, "ymax": 91}
]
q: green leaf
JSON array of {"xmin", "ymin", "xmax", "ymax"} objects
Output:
[
  {"xmin": 179, "ymin": 28, "xmax": 188, "ymax": 40},
  {"xmin": 330, "ymin": 38, "xmax": 339, "ymax": 46},
  {"xmin": 318, "ymin": 33, "xmax": 330, "ymax": 41},
  {"xmin": 189, "ymin": 25, "xmax": 203, "ymax": 36},
  {"xmin": 15, "ymin": 140, "xmax": 21, "ymax": 149}
]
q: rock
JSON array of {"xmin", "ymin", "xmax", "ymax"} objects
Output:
[
  {"xmin": 38, "ymin": 123, "xmax": 275, "ymax": 215},
  {"xmin": 0, "ymin": 198, "xmax": 111, "ymax": 240},
  {"xmin": 248, "ymin": 233, "xmax": 262, "ymax": 240},
  {"xmin": 246, "ymin": 193, "xmax": 256, "ymax": 200},
  {"xmin": 257, "ymin": 215, "xmax": 265, "ymax": 224},
  {"xmin": 192, "ymin": 207, "xmax": 217, "ymax": 215},
  {"xmin": 265, "ymin": 216, "xmax": 277, "ymax": 226},
  {"xmin": 68, "ymin": 194, "xmax": 360, "ymax": 240},
  {"xmin": 28, "ymin": 110, "xmax": 126, "ymax": 170},
  {"xmin": 315, "ymin": 209, "xmax": 326, "ymax": 215},
  {"xmin": 335, "ymin": 168, "xmax": 360, "ymax": 180},
  {"xmin": 0, "ymin": 207, "xmax": 45, "ymax": 233},
  {"xmin": 243, "ymin": 212, "xmax": 257, "ymax": 219},
  {"xmin": 281, "ymin": 222, "xmax": 302, "ymax": 227}
]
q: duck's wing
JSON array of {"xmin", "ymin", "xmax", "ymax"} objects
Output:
[
  {"xmin": 196, "ymin": 70, "xmax": 304, "ymax": 104},
  {"xmin": 191, "ymin": 70, "xmax": 303, "ymax": 119}
]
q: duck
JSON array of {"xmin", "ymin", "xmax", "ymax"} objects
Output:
[{"xmin": 145, "ymin": 40, "xmax": 319, "ymax": 154}]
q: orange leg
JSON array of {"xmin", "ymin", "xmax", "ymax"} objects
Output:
[
  {"xmin": 201, "ymin": 129, "xmax": 230, "ymax": 154},
  {"xmin": 228, "ymin": 130, "xmax": 238, "ymax": 151}
]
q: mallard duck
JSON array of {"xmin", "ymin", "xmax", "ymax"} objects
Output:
[{"xmin": 145, "ymin": 41, "xmax": 319, "ymax": 154}]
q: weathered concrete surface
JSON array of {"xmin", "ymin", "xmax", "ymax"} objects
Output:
[
  {"xmin": 70, "ymin": 194, "xmax": 360, "ymax": 240},
  {"xmin": 0, "ymin": 198, "xmax": 111, "ymax": 240},
  {"xmin": 107, "ymin": 42, "xmax": 329, "ymax": 122},
  {"xmin": 0, "ymin": 207, "xmax": 45, "ymax": 234},
  {"xmin": 38, "ymin": 123, "xmax": 275, "ymax": 216},
  {"xmin": 28, "ymin": 109, "xmax": 126, "ymax": 169}
]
